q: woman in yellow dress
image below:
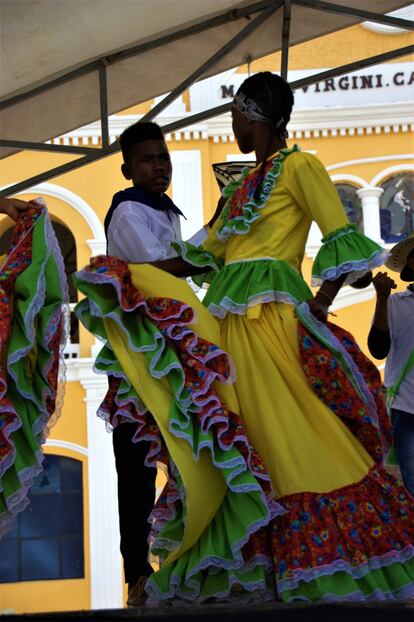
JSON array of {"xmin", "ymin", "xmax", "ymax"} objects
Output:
[{"xmin": 74, "ymin": 72, "xmax": 414, "ymax": 603}]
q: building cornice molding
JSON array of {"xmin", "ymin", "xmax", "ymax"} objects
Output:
[
  {"xmin": 53, "ymin": 101, "xmax": 414, "ymax": 145},
  {"xmin": 327, "ymin": 154, "xmax": 414, "ymax": 175},
  {"xmin": 361, "ymin": 21, "xmax": 408, "ymax": 34}
]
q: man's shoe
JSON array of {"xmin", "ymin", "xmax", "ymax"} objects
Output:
[{"xmin": 127, "ymin": 576, "xmax": 147, "ymax": 607}]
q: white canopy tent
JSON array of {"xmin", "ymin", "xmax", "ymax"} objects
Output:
[{"xmin": 0, "ymin": 0, "xmax": 413, "ymax": 196}]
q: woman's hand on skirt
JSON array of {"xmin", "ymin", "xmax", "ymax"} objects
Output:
[
  {"xmin": 0, "ymin": 197, "xmax": 31, "ymax": 221},
  {"xmin": 307, "ymin": 296, "xmax": 330, "ymax": 323}
]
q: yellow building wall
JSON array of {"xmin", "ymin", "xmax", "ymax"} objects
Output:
[{"xmin": 51, "ymin": 383, "xmax": 88, "ymax": 448}]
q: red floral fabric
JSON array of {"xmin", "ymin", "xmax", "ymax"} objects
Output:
[
  {"xmin": 298, "ymin": 321, "xmax": 392, "ymax": 463},
  {"xmin": 273, "ymin": 465, "xmax": 414, "ymax": 587},
  {"xmin": 0, "ymin": 205, "xmax": 42, "ymax": 462},
  {"xmin": 226, "ymin": 161, "xmax": 274, "ymax": 221}
]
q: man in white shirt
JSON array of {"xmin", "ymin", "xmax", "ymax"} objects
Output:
[
  {"xmin": 105, "ymin": 121, "xmax": 210, "ymax": 606},
  {"xmin": 368, "ymin": 235, "xmax": 414, "ymax": 496}
]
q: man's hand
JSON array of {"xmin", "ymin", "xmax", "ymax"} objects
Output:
[
  {"xmin": 0, "ymin": 198, "xmax": 31, "ymax": 221},
  {"xmin": 372, "ymin": 271, "xmax": 397, "ymax": 300}
]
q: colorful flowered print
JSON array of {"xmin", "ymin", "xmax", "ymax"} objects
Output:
[
  {"xmin": 298, "ymin": 321, "xmax": 392, "ymax": 463},
  {"xmin": 217, "ymin": 145, "xmax": 300, "ymax": 241},
  {"xmin": 274, "ymin": 465, "xmax": 414, "ymax": 598}
]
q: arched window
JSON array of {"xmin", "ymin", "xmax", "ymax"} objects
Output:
[
  {"xmin": 334, "ymin": 183, "xmax": 364, "ymax": 232},
  {"xmin": 0, "ymin": 455, "xmax": 84, "ymax": 583},
  {"xmin": 379, "ymin": 172, "xmax": 414, "ymax": 243},
  {"xmin": 0, "ymin": 219, "xmax": 79, "ymax": 346}
]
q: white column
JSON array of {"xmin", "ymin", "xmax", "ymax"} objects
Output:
[
  {"xmin": 170, "ymin": 150, "xmax": 203, "ymax": 240},
  {"xmin": 81, "ymin": 375, "xmax": 123, "ymax": 610},
  {"xmin": 357, "ymin": 187, "xmax": 384, "ymax": 244}
]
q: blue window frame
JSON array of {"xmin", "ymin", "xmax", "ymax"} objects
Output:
[{"xmin": 0, "ymin": 455, "xmax": 84, "ymax": 583}]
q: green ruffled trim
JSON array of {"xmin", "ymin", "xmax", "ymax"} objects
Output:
[
  {"xmin": 312, "ymin": 224, "xmax": 388, "ymax": 286},
  {"xmin": 321, "ymin": 223, "xmax": 358, "ymax": 244},
  {"xmin": 216, "ymin": 145, "xmax": 300, "ymax": 241},
  {"xmin": 172, "ymin": 240, "xmax": 224, "ymax": 287},
  {"xmin": 204, "ymin": 259, "xmax": 312, "ymax": 319},
  {"xmin": 281, "ymin": 558, "xmax": 414, "ymax": 602}
]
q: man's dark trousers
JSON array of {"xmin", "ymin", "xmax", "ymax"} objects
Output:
[{"xmin": 113, "ymin": 422, "xmax": 156, "ymax": 585}]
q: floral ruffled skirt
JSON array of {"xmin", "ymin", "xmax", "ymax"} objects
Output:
[
  {"xmin": 74, "ymin": 256, "xmax": 414, "ymax": 603},
  {"xmin": 0, "ymin": 205, "xmax": 67, "ymax": 535}
]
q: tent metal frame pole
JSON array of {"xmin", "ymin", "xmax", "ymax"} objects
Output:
[
  {"xmin": 162, "ymin": 42, "xmax": 414, "ymax": 132},
  {"xmin": 142, "ymin": 1, "xmax": 282, "ymax": 122},
  {"xmin": 1, "ymin": 42, "xmax": 412, "ymax": 199},
  {"xmin": 1, "ymin": 41, "xmax": 412, "ymax": 199},
  {"xmin": 292, "ymin": 0, "xmax": 414, "ymax": 29},
  {"xmin": 99, "ymin": 64, "xmax": 110, "ymax": 148},
  {"xmin": 0, "ymin": 1, "xmax": 282, "ymax": 168},
  {"xmin": 281, "ymin": 0, "xmax": 292, "ymax": 81}
]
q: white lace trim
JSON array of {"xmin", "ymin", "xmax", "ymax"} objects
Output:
[{"xmin": 207, "ymin": 291, "xmax": 298, "ymax": 319}]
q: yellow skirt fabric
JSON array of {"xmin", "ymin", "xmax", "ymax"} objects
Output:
[{"xmin": 220, "ymin": 303, "xmax": 374, "ymax": 497}]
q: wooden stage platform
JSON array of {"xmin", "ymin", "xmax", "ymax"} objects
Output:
[{"xmin": 2, "ymin": 601, "xmax": 413, "ymax": 622}]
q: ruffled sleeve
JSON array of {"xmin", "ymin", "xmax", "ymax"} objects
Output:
[
  {"xmin": 286, "ymin": 152, "xmax": 386, "ymax": 285},
  {"xmin": 311, "ymin": 224, "xmax": 387, "ymax": 286}
]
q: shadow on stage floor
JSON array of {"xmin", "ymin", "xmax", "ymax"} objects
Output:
[{"xmin": 2, "ymin": 601, "xmax": 413, "ymax": 622}]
